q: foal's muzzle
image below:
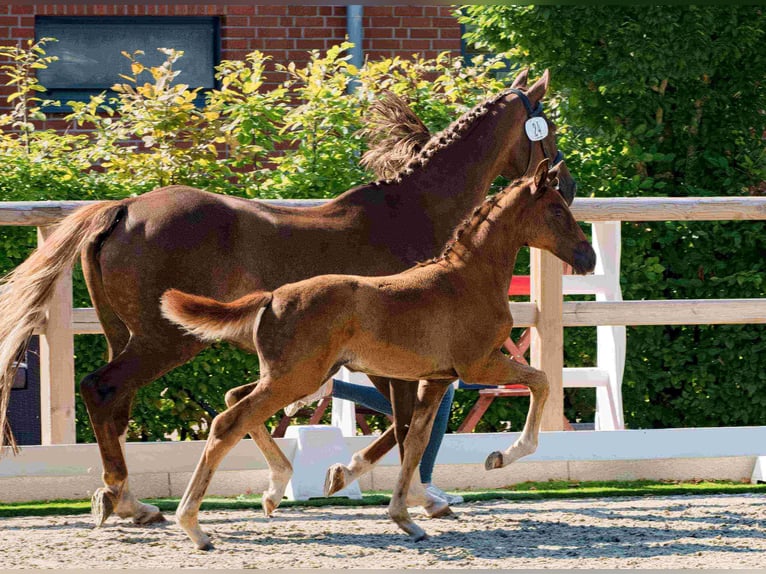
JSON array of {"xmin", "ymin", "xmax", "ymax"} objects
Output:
[{"xmin": 572, "ymin": 241, "xmax": 596, "ymax": 275}]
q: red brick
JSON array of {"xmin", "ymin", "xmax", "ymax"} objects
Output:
[
  {"xmin": 0, "ymin": 17, "xmax": 19, "ymax": 26},
  {"xmin": 279, "ymin": 15, "xmax": 295, "ymax": 27},
  {"xmin": 295, "ymin": 39, "xmax": 326, "ymax": 51},
  {"xmin": 368, "ymin": 16, "xmax": 401, "ymax": 29},
  {"xmin": 258, "ymin": 27, "xmax": 288, "ymax": 38},
  {"xmin": 432, "ymin": 17, "xmax": 459, "ymax": 28},
  {"xmin": 227, "ymin": 5, "xmax": 256, "ymax": 15},
  {"xmin": 395, "ymin": 28, "xmax": 409, "ymax": 39},
  {"xmin": 318, "ymin": 6, "xmax": 334, "ymax": 16},
  {"xmin": 399, "ymin": 16, "xmax": 431, "ymax": 28},
  {"xmin": 324, "ymin": 16, "xmax": 346, "ymax": 29},
  {"xmin": 424, "ymin": 7, "xmax": 439, "ymax": 17},
  {"xmin": 251, "ymin": 16, "xmax": 280, "ymax": 27},
  {"xmin": 10, "ymin": 5, "xmax": 33, "ymax": 14},
  {"xmin": 256, "ymin": 5, "xmax": 289, "ymax": 16},
  {"xmin": 439, "ymin": 28, "xmax": 462, "ymax": 40},
  {"xmin": 222, "ymin": 39, "xmax": 249, "ymax": 50},
  {"xmin": 287, "ymin": 6, "xmax": 318, "ymax": 16},
  {"xmin": 11, "ymin": 27, "xmax": 34, "ymax": 39},
  {"xmin": 369, "ymin": 39, "xmax": 400, "ymax": 50},
  {"xmin": 223, "ymin": 15, "xmax": 249, "ymax": 27},
  {"xmin": 261, "ymin": 38, "xmax": 293, "ymax": 50},
  {"xmin": 431, "ymin": 39, "xmax": 461, "ymax": 51},
  {"xmin": 401, "ymin": 39, "xmax": 431, "ymax": 51},
  {"xmin": 301, "ymin": 27, "xmax": 332, "ymax": 39},
  {"xmin": 366, "ymin": 7, "xmax": 394, "ymax": 17},
  {"xmin": 410, "ymin": 28, "xmax": 438, "ymax": 39},
  {"xmin": 367, "ymin": 27, "xmax": 395, "ymax": 39},
  {"xmin": 394, "ymin": 6, "xmax": 424, "ymax": 17},
  {"xmin": 296, "ymin": 16, "xmax": 324, "ymax": 28},
  {"xmin": 439, "ymin": 7, "xmax": 457, "ymax": 17}
]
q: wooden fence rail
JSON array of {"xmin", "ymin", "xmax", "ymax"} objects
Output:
[{"xmin": 2, "ymin": 196, "xmax": 766, "ymax": 443}]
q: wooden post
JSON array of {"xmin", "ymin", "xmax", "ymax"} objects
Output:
[
  {"xmin": 37, "ymin": 226, "xmax": 76, "ymax": 445},
  {"xmin": 530, "ymin": 248, "xmax": 565, "ymax": 431}
]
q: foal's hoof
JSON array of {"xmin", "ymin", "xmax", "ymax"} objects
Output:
[
  {"xmin": 132, "ymin": 504, "xmax": 166, "ymax": 525},
  {"xmin": 324, "ymin": 463, "xmax": 348, "ymax": 497},
  {"xmin": 429, "ymin": 505, "xmax": 456, "ymax": 520},
  {"xmin": 91, "ymin": 488, "xmax": 115, "ymax": 527},
  {"xmin": 262, "ymin": 491, "xmax": 280, "ymax": 518},
  {"xmin": 485, "ymin": 451, "xmax": 504, "ymax": 470},
  {"xmin": 197, "ymin": 539, "xmax": 215, "ymax": 551}
]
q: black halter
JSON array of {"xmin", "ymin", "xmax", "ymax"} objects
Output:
[{"xmin": 508, "ymin": 87, "xmax": 564, "ymax": 169}]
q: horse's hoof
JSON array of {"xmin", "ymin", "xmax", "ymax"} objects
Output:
[
  {"xmin": 324, "ymin": 464, "xmax": 347, "ymax": 497},
  {"xmin": 91, "ymin": 489, "xmax": 115, "ymax": 527},
  {"xmin": 485, "ymin": 450, "xmax": 504, "ymax": 470}
]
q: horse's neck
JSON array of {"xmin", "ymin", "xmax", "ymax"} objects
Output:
[{"xmin": 383, "ymin": 99, "xmax": 518, "ymax": 241}]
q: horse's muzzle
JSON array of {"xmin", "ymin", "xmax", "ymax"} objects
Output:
[{"xmin": 572, "ymin": 241, "xmax": 596, "ymax": 274}]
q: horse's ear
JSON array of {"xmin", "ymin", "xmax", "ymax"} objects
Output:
[
  {"xmin": 511, "ymin": 68, "xmax": 529, "ymax": 89},
  {"xmin": 531, "ymin": 159, "xmax": 550, "ymax": 195},
  {"xmin": 527, "ymin": 69, "xmax": 550, "ymax": 103}
]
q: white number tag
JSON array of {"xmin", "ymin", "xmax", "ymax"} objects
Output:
[{"xmin": 525, "ymin": 117, "xmax": 548, "ymax": 142}]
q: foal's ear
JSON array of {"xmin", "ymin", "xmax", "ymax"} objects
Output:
[
  {"xmin": 531, "ymin": 158, "xmax": 550, "ymax": 195},
  {"xmin": 527, "ymin": 69, "xmax": 550, "ymax": 103},
  {"xmin": 511, "ymin": 68, "xmax": 529, "ymax": 89}
]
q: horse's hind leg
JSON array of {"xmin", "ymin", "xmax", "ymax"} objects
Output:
[
  {"xmin": 388, "ymin": 379, "xmax": 451, "ymax": 540},
  {"xmin": 224, "ymin": 382, "xmax": 292, "ymax": 516},
  {"xmin": 81, "ymin": 336, "xmax": 205, "ymax": 526},
  {"xmin": 177, "ymin": 376, "xmax": 288, "ymax": 550}
]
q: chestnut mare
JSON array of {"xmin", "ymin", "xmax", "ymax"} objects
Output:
[
  {"xmin": 162, "ymin": 160, "xmax": 596, "ymax": 549},
  {"xmin": 0, "ymin": 70, "xmax": 573, "ymax": 526}
]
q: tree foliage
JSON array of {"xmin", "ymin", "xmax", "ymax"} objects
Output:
[{"xmin": 460, "ymin": 5, "xmax": 766, "ymax": 429}]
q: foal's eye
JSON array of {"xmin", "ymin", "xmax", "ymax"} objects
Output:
[{"xmin": 549, "ymin": 204, "xmax": 565, "ymax": 218}]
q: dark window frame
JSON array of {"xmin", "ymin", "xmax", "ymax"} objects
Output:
[{"xmin": 35, "ymin": 15, "xmax": 221, "ymax": 112}]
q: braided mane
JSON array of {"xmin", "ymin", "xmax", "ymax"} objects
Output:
[{"xmin": 369, "ymin": 87, "xmax": 523, "ymax": 185}]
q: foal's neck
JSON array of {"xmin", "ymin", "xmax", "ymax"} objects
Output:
[{"xmin": 441, "ymin": 192, "xmax": 526, "ymax": 297}]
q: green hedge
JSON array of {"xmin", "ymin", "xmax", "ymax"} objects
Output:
[{"xmin": 461, "ymin": 5, "xmax": 766, "ymax": 429}]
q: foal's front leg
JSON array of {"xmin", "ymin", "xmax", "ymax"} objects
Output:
[{"xmin": 461, "ymin": 350, "xmax": 549, "ymax": 470}]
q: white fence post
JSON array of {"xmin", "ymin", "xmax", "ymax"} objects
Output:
[
  {"xmin": 592, "ymin": 221, "xmax": 625, "ymax": 430},
  {"xmin": 36, "ymin": 226, "xmax": 76, "ymax": 445}
]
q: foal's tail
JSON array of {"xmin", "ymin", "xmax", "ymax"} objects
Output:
[
  {"xmin": 0, "ymin": 201, "xmax": 126, "ymax": 455},
  {"xmin": 161, "ymin": 289, "xmax": 273, "ymax": 344}
]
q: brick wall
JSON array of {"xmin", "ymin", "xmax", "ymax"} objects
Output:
[{"xmin": 0, "ymin": 4, "xmax": 461, "ymax": 103}]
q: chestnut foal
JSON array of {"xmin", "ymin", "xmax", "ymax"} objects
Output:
[{"xmin": 161, "ymin": 160, "xmax": 596, "ymax": 549}]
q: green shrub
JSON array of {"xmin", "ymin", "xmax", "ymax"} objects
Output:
[{"xmin": 461, "ymin": 5, "xmax": 766, "ymax": 429}]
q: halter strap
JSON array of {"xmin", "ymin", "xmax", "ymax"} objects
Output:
[{"xmin": 508, "ymin": 87, "xmax": 564, "ymax": 169}]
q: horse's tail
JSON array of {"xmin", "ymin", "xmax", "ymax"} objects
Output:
[
  {"xmin": 161, "ymin": 289, "xmax": 273, "ymax": 345},
  {"xmin": 0, "ymin": 201, "xmax": 126, "ymax": 456}
]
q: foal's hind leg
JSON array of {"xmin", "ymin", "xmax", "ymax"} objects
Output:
[
  {"xmin": 388, "ymin": 380, "xmax": 451, "ymax": 540},
  {"xmin": 461, "ymin": 350, "xmax": 549, "ymax": 470},
  {"xmin": 177, "ymin": 377, "xmax": 289, "ymax": 550},
  {"xmin": 224, "ymin": 382, "xmax": 292, "ymax": 516}
]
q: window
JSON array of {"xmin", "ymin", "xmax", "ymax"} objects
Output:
[{"xmin": 35, "ymin": 16, "xmax": 220, "ymax": 109}]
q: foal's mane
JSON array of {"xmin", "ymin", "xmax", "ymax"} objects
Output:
[
  {"xmin": 367, "ymin": 87, "xmax": 523, "ymax": 185},
  {"xmin": 417, "ymin": 178, "xmax": 526, "ymax": 268}
]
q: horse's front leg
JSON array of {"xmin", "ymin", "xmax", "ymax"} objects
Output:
[
  {"xmin": 461, "ymin": 350, "xmax": 549, "ymax": 470},
  {"xmin": 388, "ymin": 379, "xmax": 451, "ymax": 540},
  {"xmin": 224, "ymin": 382, "xmax": 293, "ymax": 517}
]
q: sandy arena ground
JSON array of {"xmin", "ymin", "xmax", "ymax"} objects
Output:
[{"xmin": 0, "ymin": 493, "xmax": 764, "ymax": 569}]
